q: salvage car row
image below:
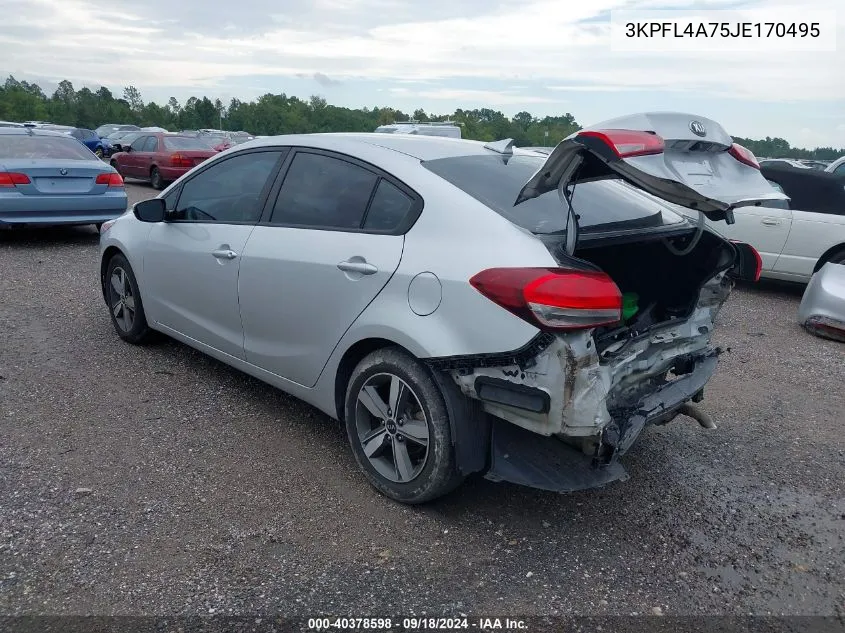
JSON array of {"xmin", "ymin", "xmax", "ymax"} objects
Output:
[{"xmin": 2, "ymin": 112, "xmax": 843, "ymax": 505}]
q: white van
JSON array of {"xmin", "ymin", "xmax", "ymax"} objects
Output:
[{"xmin": 374, "ymin": 121, "xmax": 461, "ymax": 139}]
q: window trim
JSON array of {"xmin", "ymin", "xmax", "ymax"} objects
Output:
[
  {"xmin": 167, "ymin": 147, "xmax": 289, "ymax": 226},
  {"xmin": 259, "ymin": 147, "xmax": 424, "ymax": 236}
]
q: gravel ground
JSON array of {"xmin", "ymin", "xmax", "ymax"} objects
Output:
[{"xmin": 0, "ymin": 181, "xmax": 843, "ymax": 618}]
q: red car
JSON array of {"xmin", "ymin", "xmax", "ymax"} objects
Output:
[{"xmin": 110, "ymin": 133, "xmax": 217, "ymax": 190}]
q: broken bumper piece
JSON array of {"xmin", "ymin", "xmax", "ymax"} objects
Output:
[{"xmin": 484, "ymin": 354, "xmax": 718, "ymax": 493}]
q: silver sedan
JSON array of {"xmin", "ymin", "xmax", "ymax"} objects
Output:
[{"xmin": 99, "ymin": 112, "xmax": 782, "ymax": 503}]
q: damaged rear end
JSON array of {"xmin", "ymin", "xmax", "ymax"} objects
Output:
[{"xmin": 433, "ymin": 112, "xmax": 785, "ymax": 492}]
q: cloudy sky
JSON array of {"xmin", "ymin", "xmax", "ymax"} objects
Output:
[{"xmin": 1, "ymin": 0, "xmax": 842, "ymax": 148}]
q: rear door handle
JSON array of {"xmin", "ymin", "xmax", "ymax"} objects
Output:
[
  {"xmin": 337, "ymin": 260, "xmax": 378, "ymax": 275},
  {"xmin": 212, "ymin": 248, "xmax": 238, "ymax": 260},
  {"xmin": 761, "ymin": 218, "xmax": 780, "ymax": 226}
]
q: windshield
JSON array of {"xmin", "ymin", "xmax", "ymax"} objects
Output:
[
  {"xmin": 422, "ymin": 154, "xmax": 686, "ymax": 235},
  {"xmin": 0, "ymin": 134, "xmax": 96, "ymax": 160},
  {"xmin": 163, "ymin": 136, "xmax": 214, "ymax": 150}
]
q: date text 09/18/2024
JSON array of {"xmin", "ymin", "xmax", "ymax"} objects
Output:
[{"xmin": 307, "ymin": 617, "xmax": 529, "ymax": 631}]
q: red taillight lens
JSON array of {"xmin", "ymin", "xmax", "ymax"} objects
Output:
[
  {"xmin": 577, "ymin": 129, "xmax": 665, "ymax": 158},
  {"xmin": 470, "ymin": 268, "xmax": 623, "ymax": 331},
  {"xmin": 0, "ymin": 172, "xmax": 31, "ymax": 187},
  {"xmin": 728, "ymin": 143, "xmax": 760, "ymax": 169},
  {"xmin": 171, "ymin": 153, "xmax": 192, "ymax": 167},
  {"xmin": 729, "ymin": 240, "xmax": 762, "ymax": 282},
  {"xmin": 95, "ymin": 173, "xmax": 124, "ymax": 188}
]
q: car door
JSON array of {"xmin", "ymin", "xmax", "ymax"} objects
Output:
[
  {"xmin": 141, "ymin": 149, "xmax": 287, "ymax": 359},
  {"xmin": 123, "ymin": 135, "xmax": 149, "ymax": 177},
  {"xmin": 707, "ymin": 182, "xmax": 792, "ymax": 272},
  {"xmin": 238, "ymin": 149, "xmax": 417, "ymax": 387},
  {"xmin": 135, "ymin": 136, "xmax": 159, "ymax": 180}
]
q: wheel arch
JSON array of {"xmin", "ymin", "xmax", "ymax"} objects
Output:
[
  {"xmin": 814, "ymin": 242, "xmax": 845, "ymax": 272},
  {"xmin": 100, "ymin": 245, "xmax": 125, "ymax": 302}
]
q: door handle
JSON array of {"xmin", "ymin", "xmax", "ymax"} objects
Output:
[
  {"xmin": 212, "ymin": 248, "xmax": 238, "ymax": 260},
  {"xmin": 337, "ymin": 260, "xmax": 378, "ymax": 275},
  {"xmin": 761, "ymin": 218, "xmax": 780, "ymax": 226}
]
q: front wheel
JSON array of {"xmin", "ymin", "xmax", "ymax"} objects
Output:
[
  {"xmin": 105, "ymin": 254, "xmax": 152, "ymax": 344},
  {"xmin": 344, "ymin": 347, "xmax": 463, "ymax": 504},
  {"xmin": 150, "ymin": 167, "xmax": 164, "ymax": 190}
]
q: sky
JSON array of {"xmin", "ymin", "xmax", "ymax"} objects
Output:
[{"xmin": 1, "ymin": 0, "xmax": 842, "ymax": 148}]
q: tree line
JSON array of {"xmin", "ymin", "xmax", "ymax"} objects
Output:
[{"xmin": 0, "ymin": 76, "xmax": 841, "ymax": 159}]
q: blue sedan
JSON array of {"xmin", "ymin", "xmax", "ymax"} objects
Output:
[{"xmin": 0, "ymin": 127, "xmax": 127, "ymax": 228}]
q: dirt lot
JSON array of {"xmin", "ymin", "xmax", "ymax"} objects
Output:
[{"xmin": 1, "ymin": 181, "xmax": 843, "ymax": 618}]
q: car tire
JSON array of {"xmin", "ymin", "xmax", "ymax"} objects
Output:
[
  {"xmin": 150, "ymin": 167, "xmax": 164, "ymax": 190},
  {"xmin": 344, "ymin": 347, "xmax": 463, "ymax": 504},
  {"xmin": 105, "ymin": 253, "xmax": 152, "ymax": 344},
  {"xmin": 94, "ymin": 147, "xmax": 104, "ymax": 159}
]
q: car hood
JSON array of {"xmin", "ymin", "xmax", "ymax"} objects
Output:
[{"xmin": 515, "ymin": 112, "xmax": 789, "ymax": 224}]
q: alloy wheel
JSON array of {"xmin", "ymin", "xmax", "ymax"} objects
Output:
[
  {"xmin": 109, "ymin": 266, "xmax": 136, "ymax": 332},
  {"xmin": 355, "ymin": 373, "xmax": 430, "ymax": 483}
]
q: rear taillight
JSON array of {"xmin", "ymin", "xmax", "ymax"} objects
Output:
[
  {"xmin": 728, "ymin": 143, "xmax": 760, "ymax": 169},
  {"xmin": 0, "ymin": 172, "xmax": 31, "ymax": 187},
  {"xmin": 577, "ymin": 129, "xmax": 665, "ymax": 158},
  {"xmin": 729, "ymin": 240, "xmax": 762, "ymax": 282},
  {"xmin": 95, "ymin": 173, "xmax": 124, "ymax": 188},
  {"xmin": 470, "ymin": 268, "xmax": 623, "ymax": 331},
  {"xmin": 171, "ymin": 153, "xmax": 192, "ymax": 167}
]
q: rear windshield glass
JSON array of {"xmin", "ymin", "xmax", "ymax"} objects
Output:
[
  {"xmin": 0, "ymin": 134, "xmax": 95, "ymax": 160},
  {"xmin": 422, "ymin": 154, "xmax": 686, "ymax": 234},
  {"xmin": 163, "ymin": 136, "xmax": 212, "ymax": 150}
]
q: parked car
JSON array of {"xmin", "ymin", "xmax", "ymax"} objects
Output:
[
  {"xmin": 21, "ymin": 121, "xmax": 54, "ymax": 128},
  {"xmin": 375, "ymin": 120, "xmax": 462, "ymax": 138},
  {"xmin": 759, "ymin": 158, "xmax": 811, "ymax": 169},
  {"xmin": 0, "ymin": 127, "xmax": 126, "ymax": 229},
  {"xmin": 54, "ymin": 127, "xmax": 111, "ymax": 158},
  {"xmin": 109, "ymin": 133, "xmax": 217, "ymax": 189},
  {"xmin": 692, "ymin": 163, "xmax": 845, "ymax": 282},
  {"xmin": 800, "ymin": 160, "xmax": 829, "ymax": 171},
  {"xmin": 98, "ymin": 112, "xmax": 777, "ymax": 504},
  {"xmin": 106, "ymin": 131, "xmax": 146, "ymax": 154},
  {"xmin": 824, "ymin": 156, "xmax": 845, "ymax": 176},
  {"xmin": 95, "ymin": 123, "xmax": 140, "ymax": 138},
  {"xmin": 210, "ymin": 132, "xmax": 256, "ymax": 152},
  {"xmin": 0, "ymin": 121, "xmax": 25, "ymax": 128},
  {"xmin": 798, "ymin": 262, "xmax": 845, "ymax": 342}
]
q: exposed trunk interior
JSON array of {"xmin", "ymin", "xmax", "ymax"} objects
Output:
[{"xmin": 550, "ymin": 229, "xmax": 734, "ymax": 350}]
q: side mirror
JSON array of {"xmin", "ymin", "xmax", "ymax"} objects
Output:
[{"xmin": 134, "ymin": 198, "xmax": 166, "ymax": 223}]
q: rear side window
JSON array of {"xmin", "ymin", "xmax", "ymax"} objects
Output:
[
  {"xmin": 0, "ymin": 135, "xmax": 95, "ymax": 160},
  {"xmin": 130, "ymin": 136, "xmax": 148, "ymax": 151},
  {"xmin": 271, "ymin": 152, "xmax": 378, "ymax": 230},
  {"xmin": 143, "ymin": 137, "xmax": 159, "ymax": 152},
  {"xmin": 163, "ymin": 136, "xmax": 213, "ymax": 151},
  {"xmin": 422, "ymin": 155, "xmax": 685, "ymax": 234},
  {"xmin": 364, "ymin": 180, "xmax": 414, "ymax": 231}
]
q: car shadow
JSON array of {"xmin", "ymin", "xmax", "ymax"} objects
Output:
[
  {"xmin": 0, "ymin": 224, "xmax": 100, "ymax": 245},
  {"xmin": 736, "ymin": 277, "xmax": 805, "ymax": 298}
]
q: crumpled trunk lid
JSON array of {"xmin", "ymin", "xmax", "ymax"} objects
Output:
[{"xmin": 515, "ymin": 112, "xmax": 789, "ymax": 224}]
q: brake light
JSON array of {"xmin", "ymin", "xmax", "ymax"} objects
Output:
[
  {"xmin": 470, "ymin": 268, "xmax": 622, "ymax": 331},
  {"xmin": 0, "ymin": 172, "xmax": 31, "ymax": 187},
  {"xmin": 728, "ymin": 143, "xmax": 760, "ymax": 169},
  {"xmin": 95, "ymin": 173, "xmax": 124, "ymax": 188},
  {"xmin": 171, "ymin": 153, "xmax": 192, "ymax": 167},
  {"xmin": 577, "ymin": 129, "xmax": 665, "ymax": 158},
  {"xmin": 729, "ymin": 240, "xmax": 762, "ymax": 282}
]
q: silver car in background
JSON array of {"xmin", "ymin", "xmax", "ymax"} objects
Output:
[{"xmin": 98, "ymin": 112, "xmax": 782, "ymax": 504}]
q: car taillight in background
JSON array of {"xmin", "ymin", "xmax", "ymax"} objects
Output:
[
  {"xmin": 100, "ymin": 219, "xmax": 116, "ymax": 234},
  {"xmin": 170, "ymin": 153, "xmax": 193, "ymax": 167},
  {"xmin": 0, "ymin": 172, "xmax": 32, "ymax": 187},
  {"xmin": 577, "ymin": 129, "xmax": 666, "ymax": 158},
  {"xmin": 95, "ymin": 173, "xmax": 124, "ymax": 188},
  {"xmin": 728, "ymin": 240, "xmax": 763, "ymax": 282},
  {"xmin": 728, "ymin": 143, "xmax": 760, "ymax": 170},
  {"xmin": 470, "ymin": 268, "xmax": 623, "ymax": 331}
]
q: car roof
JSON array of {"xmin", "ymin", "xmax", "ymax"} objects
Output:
[
  {"xmin": 240, "ymin": 132, "xmax": 544, "ymax": 161},
  {"xmin": 0, "ymin": 127, "xmax": 77, "ymax": 138}
]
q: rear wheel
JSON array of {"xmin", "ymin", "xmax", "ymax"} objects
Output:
[
  {"xmin": 344, "ymin": 347, "xmax": 463, "ymax": 504},
  {"xmin": 150, "ymin": 167, "xmax": 164, "ymax": 190},
  {"xmin": 105, "ymin": 254, "xmax": 152, "ymax": 344}
]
